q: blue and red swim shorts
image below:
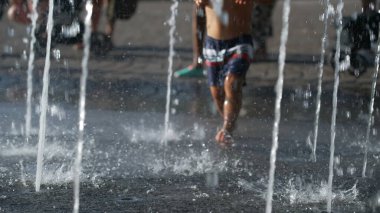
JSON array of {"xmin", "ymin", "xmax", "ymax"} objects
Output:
[{"xmin": 203, "ymin": 34, "xmax": 254, "ymax": 87}]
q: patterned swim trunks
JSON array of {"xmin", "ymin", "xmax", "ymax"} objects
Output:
[{"xmin": 203, "ymin": 34, "xmax": 254, "ymax": 86}]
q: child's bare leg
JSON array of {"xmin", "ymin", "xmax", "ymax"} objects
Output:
[
  {"xmin": 215, "ymin": 73, "xmax": 244, "ymax": 145},
  {"xmin": 209, "ymin": 86, "xmax": 225, "ymax": 117},
  {"xmin": 222, "ymin": 73, "xmax": 243, "ymax": 132},
  {"xmin": 105, "ymin": 18, "xmax": 115, "ymax": 38}
]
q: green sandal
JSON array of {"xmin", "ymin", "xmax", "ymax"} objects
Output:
[{"xmin": 174, "ymin": 66, "xmax": 205, "ymax": 78}]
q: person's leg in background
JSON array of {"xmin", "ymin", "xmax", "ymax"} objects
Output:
[
  {"xmin": 251, "ymin": 0, "xmax": 276, "ymax": 60},
  {"xmin": 362, "ymin": 0, "xmax": 377, "ymax": 12},
  {"xmin": 89, "ymin": 0, "xmax": 114, "ymax": 52},
  {"xmin": 104, "ymin": 0, "xmax": 139, "ymax": 49},
  {"xmin": 105, "ymin": 9, "xmax": 115, "ymax": 40},
  {"xmin": 91, "ymin": 0, "xmax": 103, "ymax": 33}
]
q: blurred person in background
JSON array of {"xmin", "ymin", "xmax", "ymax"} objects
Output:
[
  {"xmin": 91, "ymin": 0, "xmax": 138, "ymax": 51},
  {"xmin": 362, "ymin": 0, "xmax": 378, "ymax": 12},
  {"xmin": 251, "ymin": 0, "xmax": 276, "ymax": 60},
  {"xmin": 6, "ymin": 0, "xmax": 137, "ymax": 53}
]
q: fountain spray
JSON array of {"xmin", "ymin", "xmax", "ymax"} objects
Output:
[
  {"xmin": 25, "ymin": 0, "xmax": 39, "ymax": 141},
  {"xmin": 362, "ymin": 19, "xmax": 380, "ymax": 178},
  {"xmin": 327, "ymin": 1, "xmax": 344, "ymax": 212},
  {"xmin": 73, "ymin": 1, "xmax": 92, "ymax": 213},
  {"xmin": 35, "ymin": 0, "xmax": 54, "ymax": 192},
  {"xmin": 312, "ymin": 0, "xmax": 331, "ymax": 162},
  {"xmin": 265, "ymin": 0, "xmax": 291, "ymax": 212},
  {"xmin": 163, "ymin": 0, "xmax": 179, "ymax": 145}
]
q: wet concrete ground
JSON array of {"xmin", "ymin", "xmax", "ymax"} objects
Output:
[{"xmin": 1, "ymin": 0, "xmax": 380, "ymax": 212}]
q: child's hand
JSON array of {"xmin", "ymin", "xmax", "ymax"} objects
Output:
[
  {"xmin": 194, "ymin": 0, "xmax": 203, "ymax": 6},
  {"xmin": 235, "ymin": 0, "xmax": 250, "ymax": 4},
  {"xmin": 194, "ymin": 0, "xmax": 208, "ymax": 7}
]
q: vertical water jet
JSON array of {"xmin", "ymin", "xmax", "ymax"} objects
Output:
[
  {"xmin": 327, "ymin": 1, "xmax": 344, "ymax": 212},
  {"xmin": 163, "ymin": 0, "xmax": 179, "ymax": 145},
  {"xmin": 312, "ymin": 0, "xmax": 331, "ymax": 162},
  {"xmin": 73, "ymin": 1, "xmax": 93, "ymax": 212},
  {"xmin": 362, "ymin": 19, "xmax": 380, "ymax": 178},
  {"xmin": 265, "ymin": 0, "xmax": 291, "ymax": 212},
  {"xmin": 25, "ymin": 0, "xmax": 39, "ymax": 141},
  {"xmin": 35, "ymin": 0, "xmax": 54, "ymax": 192}
]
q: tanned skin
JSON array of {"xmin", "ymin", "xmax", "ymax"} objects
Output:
[{"xmin": 195, "ymin": 0, "xmax": 254, "ymax": 146}]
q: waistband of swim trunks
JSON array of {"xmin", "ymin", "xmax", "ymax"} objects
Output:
[{"xmin": 205, "ymin": 34, "xmax": 253, "ymax": 45}]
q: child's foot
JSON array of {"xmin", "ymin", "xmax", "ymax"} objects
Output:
[
  {"xmin": 91, "ymin": 32, "xmax": 114, "ymax": 55},
  {"xmin": 174, "ymin": 64, "xmax": 204, "ymax": 78},
  {"xmin": 215, "ymin": 129, "xmax": 234, "ymax": 149}
]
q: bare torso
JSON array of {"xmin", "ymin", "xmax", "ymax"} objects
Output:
[{"xmin": 204, "ymin": 0, "xmax": 253, "ymax": 40}]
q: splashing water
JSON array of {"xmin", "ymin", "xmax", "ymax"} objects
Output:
[
  {"xmin": 163, "ymin": 0, "xmax": 179, "ymax": 145},
  {"xmin": 362, "ymin": 18, "xmax": 380, "ymax": 178},
  {"xmin": 312, "ymin": 0, "xmax": 331, "ymax": 162},
  {"xmin": 239, "ymin": 178, "xmax": 360, "ymax": 206},
  {"xmin": 265, "ymin": 0, "xmax": 291, "ymax": 212},
  {"xmin": 35, "ymin": 0, "xmax": 54, "ymax": 192},
  {"xmin": 1, "ymin": 143, "xmax": 72, "ymax": 159},
  {"xmin": 25, "ymin": 0, "xmax": 39, "ymax": 141},
  {"xmin": 327, "ymin": 1, "xmax": 344, "ymax": 212},
  {"xmin": 287, "ymin": 180, "xmax": 360, "ymax": 207},
  {"xmin": 147, "ymin": 149, "xmax": 226, "ymax": 175},
  {"xmin": 19, "ymin": 160, "xmax": 27, "ymax": 187},
  {"xmin": 287, "ymin": 179, "xmax": 359, "ymax": 205},
  {"xmin": 73, "ymin": 1, "xmax": 93, "ymax": 213}
]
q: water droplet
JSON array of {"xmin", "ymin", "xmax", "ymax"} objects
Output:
[
  {"xmin": 22, "ymin": 50, "xmax": 28, "ymax": 60},
  {"xmin": 372, "ymin": 128, "xmax": 377, "ymax": 136},
  {"xmin": 52, "ymin": 49, "xmax": 61, "ymax": 61},
  {"xmin": 346, "ymin": 111, "xmax": 351, "ymax": 119},
  {"xmin": 173, "ymin": 98, "xmax": 179, "ymax": 105},
  {"xmin": 7, "ymin": 27, "xmax": 15, "ymax": 37},
  {"xmin": 3, "ymin": 45, "xmax": 13, "ymax": 54},
  {"xmin": 347, "ymin": 165, "xmax": 356, "ymax": 175},
  {"xmin": 303, "ymin": 100, "xmax": 309, "ymax": 109},
  {"xmin": 14, "ymin": 61, "xmax": 20, "ymax": 69}
]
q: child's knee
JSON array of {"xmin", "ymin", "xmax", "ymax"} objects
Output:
[
  {"xmin": 224, "ymin": 74, "xmax": 244, "ymax": 92},
  {"xmin": 7, "ymin": 5, "xmax": 17, "ymax": 21}
]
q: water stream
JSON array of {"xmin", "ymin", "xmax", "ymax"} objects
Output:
[
  {"xmin": 25, "ymin": 0, "xmax": 39, "ymax": 141},
  {"xmin": 265, "ymin": 0, "xmax": 291, "ymax": 212},
  {"xmin": 312, "ymin": 0, "xmax": 331, "ymax": 162},
  {"xmin": 35, "ymin": 0, "xmax": 54, "ymax": 192},
  {"xmin": 163, "ymin": 0, "xmax": 179, "ymax": 145},
  {"xmin": 73, "ymin": 1, "xmax": 93, "ymax": 212},
  {"xmin": 362, "ymin": 18, "xmax": 380, "ymax": 178},
  {"xmin": 327, "ymin": 1, "xmax": 344, "ymax": 212}
]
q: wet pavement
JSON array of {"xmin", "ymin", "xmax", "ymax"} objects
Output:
[{"xmin": 1, "ymin": 0, "xmax": 380, "ymax": 212}]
